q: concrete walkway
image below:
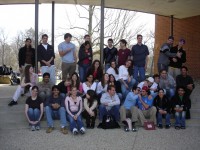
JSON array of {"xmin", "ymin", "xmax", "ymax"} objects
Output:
[{"xmin": 0, "ymin": 84, "xmax": 200, "ymax": 150}]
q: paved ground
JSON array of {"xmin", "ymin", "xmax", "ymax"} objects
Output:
[{"xmin": 0, "ymin": 84, "xmax": 200, "ymax": 150}]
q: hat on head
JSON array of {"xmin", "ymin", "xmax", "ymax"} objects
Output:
[
  {"xmin": 142, "ymin": 86, "xmax": 149, "ymax": 91},
  {"xmin": 147, "ymin": 77, "xmax": 154, "ymax": 83},
  {"xmin": 179, "ymin": 38, "xmax": 186, "ymax": 44},
  {"xmin": 168, "ymin": 36, "xmax": 174, "ymax": 40}
]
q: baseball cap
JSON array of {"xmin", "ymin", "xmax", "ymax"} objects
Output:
[
  {"xmin": 142, "ymin": 86, "xmax": 149, "ymax": 92},
  {"xmin": 147, "ymin": 77, "xmax": 154, "ymax": 83}
]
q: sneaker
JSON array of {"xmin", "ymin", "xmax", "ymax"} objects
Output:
[
  {"xmin": 124, "ymin": 126, "xmax": 129, "ymax": 132},
  {"xmin": 132, "ymin": 122, "xmax": 137, "ymax": 132},
  {"xmin": 31, "ymin": 126, "xmax": 36, "ymax": 131},
  {"xmin": 61, "ymin": 126, "xmax": 68, "ymax": 134},
  {"xmin": 79, "ymin": 127, "xmax": 86, "ymax": 134},
  {"xmin": 157, "ymin": 124, "xmax": 163, "ymax": 129},
  {"xmin": 35, "ymin": 126, "xmax": 40, "ymax": 130},
  {"xmin": 8, "ymin": 100, "xmax": 18, "ymax": 106},
  {"xmin": 73, "ymin": 128, "xmax": 78, "ymax": 135},
  {"xmin": 165, "ymin": 125, "xmax": 170, "ymax": 129},
  {"xmin": 46, "ymin": 127, "xmax": 54, "ymax": 133}
]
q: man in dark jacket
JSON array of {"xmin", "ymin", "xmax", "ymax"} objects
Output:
[{"xmin": 18, "ymin": 38, "xmax": 35, "ymax": 80}]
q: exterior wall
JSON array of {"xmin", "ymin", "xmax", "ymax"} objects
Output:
[{"xmin": 154, "ymin": 15, "xmax": 200, "ymax": 78}]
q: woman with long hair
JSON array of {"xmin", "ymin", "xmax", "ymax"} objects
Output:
[
  {"xmin": 106, "ymin": 60, "xmax": 119, "ymax": 81},
  {"xmin": 8, "ymin": 65, "xmax": 38, "ymax": 106},
  {"xmin": 87, "ymin": 59, "xmax": 103, "ymax": 82},
  {"xmin": 70, "ymin": 72, "xmax": 83, "ymax": 96},
  {"xmin": 82, "ymin": 74, "xmax": 97, "ymax": 94},
  {"xmin": 65, "ymin": 86, "xmax": 85, "ymax": 135},
  {"xmin": 25, "ymin": 86, "xmax": 43, "ymax": 131}
]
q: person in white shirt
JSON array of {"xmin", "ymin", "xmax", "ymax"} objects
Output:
[
  {"xmin": 119, "ymin": 59, "xmax": 136, "ymax": 101},
  {"xmin": 82, "ymin": 74, "xmax": 97, "ymax": 94},
  {"xmin": 106, "ymin": 60, "xmax": 119, "ymax": 81}
]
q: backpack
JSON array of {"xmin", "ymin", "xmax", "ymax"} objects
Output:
[{"xmin": 101, "ymin": 115, "xmax": 120, "ymax": 129}]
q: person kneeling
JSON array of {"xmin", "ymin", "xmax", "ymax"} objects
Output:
[{"xmin": 45, "ymin": 85, "xmax": 68, "ymax": 134}]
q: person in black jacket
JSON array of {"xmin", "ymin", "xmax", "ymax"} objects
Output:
[
  {"xmin": 153, "ymin": 89, "xmax": 171, "ymax": 129},
  {"xmin": 171, "ymin": 86, "xmax": 191, "ymax": 129},
  {"xmin": 37, "ymin": 34, "xmax": 55, "ymax": 84},
  {"xmin": 18, "ymin": 38, "xmax": 35, "ymax": 80},
  {"xmin": 78, "ymin": 41, "xmax": 93, "ymax": 82}
]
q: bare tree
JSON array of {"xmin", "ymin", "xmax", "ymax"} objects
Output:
[{"xmin": 0, "ymin": 28, "xmax": 9, "ymax": 65}]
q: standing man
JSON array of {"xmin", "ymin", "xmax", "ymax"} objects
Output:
[
  {"xmin": 157, "ymin": 36, "xmax": 182, "ymax": 72},
  {"xmin": 117, "ymin": 39, "xmax": 131, "ymax": 67},
  {"xmin": 58, "ymin": 33, "xmax": 77, "ymax": 81},
  {"xmin": 168, "ymin": 39, "xmax": 186, "ymax": 79},
  {"xmin": 131, "ymin": 34, "xmax": 149, "ymax": 82},
  {"xmin": 103, "ymin": 38, "xmax": 118, "ymax": 71},
  {"xmin": 18, "ymin": 38, "xmax": 35, "ymax": 80},
  {"xmin": 37, "ymin": 34, "xmax": 55, "ymax": 84}
]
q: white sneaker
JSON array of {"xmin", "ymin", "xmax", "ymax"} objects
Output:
[
  {"xmin": 35, "ymin": 126, "xmax": 40, "ymax": 130},
  {"xmin": 79, "ymin": 127, "xmax": 85, "ymax": 134},
  {"xmin": 73, "ymin": 128, "xmax": 78, "ymax": 135},
  {"xmin": 31, "ymin": 126, "xmax": 36, "ymax": 131}
]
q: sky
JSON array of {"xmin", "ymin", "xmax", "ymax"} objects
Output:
[{"xmin": 0, "ymin": 4, "xmax": 155, "ymax": 49}]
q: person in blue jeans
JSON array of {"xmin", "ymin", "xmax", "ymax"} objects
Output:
[
  {"xmin": 45, "ymin": 85, "xmax": 68, "ymax": 134},
  {"xmin": 65, "ymin": 86, "xmax": 85, "ymax": 135},
  {"xmin": 131, "ymin": 34, "xmax": 149, "ymax": 82},
  {"xmin": 153, "ymin": 89, "xmax": 171, "ymax": 129},
  {"xmin": 171, "ymin": 86, "xmax": 191, "ymax": 129},
  {"xmin": 25, "ymin": 86, "xmax": 44, "ymax": 131},
  {"xmin": 78, "ymin": 41, "xmax": 93, "ymax": 82},
  {"xmin": 98, "ymin": 85, "xmax": 120, "ymax": 127}
]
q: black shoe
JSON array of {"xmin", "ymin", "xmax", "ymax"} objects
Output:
[
  {"xmin": 165, "ymin": 125, "xmax": 170, "ymax": 129},
  {"xmin": 175, "ymin": 126, "xmax": 180, "ymax": 130},
  {"xmin": 91, "ymin": 123, "xmax": 95, "ymax": 129},
  {"xmin": 97, "ymin": 123, "xmax": 102, "ymax": 128},
  {"xmin": 124, "ymin": 126, "xmax": 129, "ymax": 132},
  {"xmin": 86, "ymin": 124, "xmax": 91, "ymax": 129},
  {"xmin": 157, "ymin": 124, "xmax": 163, "ymax": 129},
  {"xmin": 132, "ymin": 122, "xmax": 137, "ymax": 132},
  {"xmin": 181, "ymin": 126, "xmax": 186, "ymax": 129},
  {"xmin": 8, "ymin": 100, "xmax": 18, "ymax": 106}
]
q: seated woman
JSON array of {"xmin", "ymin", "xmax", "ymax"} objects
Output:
[
  {"xmin": 87, "ymin": 59, "xmax": 103, "ymax": 82},
  {"xmin": 171, "ymin": 86, "xmax": 191, "ymax": 129},
  {"xmin": 45, "ymin": 85, "xmax": 68, "ymax": 134},
  {"xmin": 65, "ymin": 86, "xmax": 85, "ymax": 135},
  {"xmin": 106, "ymin": 60, "xmax": 119, "ymax": 81},
  {"xmin": 57, "ymin": 77, "xmax": 71, "ymax": 98},
  {"xmin": 8, "ymin": 65, "xmax": 38, "ymax": 106},
  {"xmin": 82, "ymin": 90, "xmax": 97, "ymax": 128},
  {"xmin": 25, "ymin": 86, "xmax": 43, "ymax": 131},
  {"xmin": 82, "ymin": 74, "xmax": 97, "ymax": 94},
  {"xmin": 119, "ymin": 59, "xmax": 136, "ymax": 101},
  {"xmin": 153, "ymin": 88, "xmax": 171, "ymax": 129},
  {"xmin": 70, "ymin": 72, "xmax": 83, "ymax": 97},
  {"xmin": 96, "ymin": 73, "xmax": 109, "ymax": 104},
  {"xmin": 108, "ymin": 74, "xmax": 122, "ymax": 103}
]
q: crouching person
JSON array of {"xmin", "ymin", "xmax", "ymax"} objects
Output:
[
  {"xmin": 98, "ymin": 85, "xmax": 120, "ymax": 128},
  {"xmin": 153, "ymin": 89, "xmax": 171, "ymax": 129},
  {"xmin": 137, "ymin": 86, "xmax": 157, "ymax": 126},
  {"xmin": 45, "ymin": 85, "xmax": 68, "ymax": 134},
  {"xmin": 120, "ymin": 86, "xmax": 140, "ymax": 132},
  {"xmin": 65, "ymin": 86, "xmax": 85, "ymax": 135},
  {"xmin": 171, "ymin": 86, "xmax": 191, "ymax": 129},
  {"xmin": 25, "ymin": 86, "xmax": 43, "ymax": 131}
]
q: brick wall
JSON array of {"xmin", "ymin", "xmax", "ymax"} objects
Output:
[{"xmin": 154, "ymin": 15, "xmax": 200, "ymax": 78}]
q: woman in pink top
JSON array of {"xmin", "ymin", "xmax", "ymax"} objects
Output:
[{"xmin": 65, "ymin": 86, "xmax": 85, "ymax": 135}]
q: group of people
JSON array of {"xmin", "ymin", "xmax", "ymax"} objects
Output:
[{"xmin": 7, "ymin": 33, "xmax": 194, "ymax": 134}]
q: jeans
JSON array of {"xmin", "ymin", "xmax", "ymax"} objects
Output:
[
  {"xmin": 165, "ymin": 88, "xmax": 175, "ymax": 99},
  {"xmin": 79, "ymin": 64, "xmax": 90, "ymax": 82},
  {"xmin": 105, "ymin": 63, "xmax": 110, "ymax": 72},
  {"xmin": 68, "ymin": 112, "xmax": 84, "ymax": 131},
  {"xmin": 45, "ymin": 106, "xmax": 67, "ymax": 127},
  {"xmin": 41, "ymin": 65, "xmax": 56, "ymax": 84},
  {"xmin": 157, "ymin": 112, "xmax": 170, "ymax": 125},
  {"xmin": 99, "ymin": 105, "xmax": 120, "ymax": 122},
  {"xmin": 175, "ymin": 111, "xmax": 186, "ymax": 127},
  {"xmin": 28, "ymin": 108, "xmax": 40, "ymax": 126},
  {"xmin": 133, "ymin": 66, "xmax": 145, "ymax": 82},
  {"xmin": 121, "ymin": 79, "xmax": 136, "ymax": 100},
  {"xmin": 157, "ymin": 63, "xmax": 168, "ymax": 73}
]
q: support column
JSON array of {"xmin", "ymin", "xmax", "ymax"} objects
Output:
[
  {"xmin": 100, "ymin": 0, "xmax": 105, "ymax": 66},
  {"xmin": 52, "ymin": 1, "xmax": 55, "ymax": 48},
  {"xmin": 35, "ymin": 0, "xmax": 39, "ymax": 73},
  {"xmin": 170, "ymin": 15, "xmax": 174, "ymax": 37}
]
